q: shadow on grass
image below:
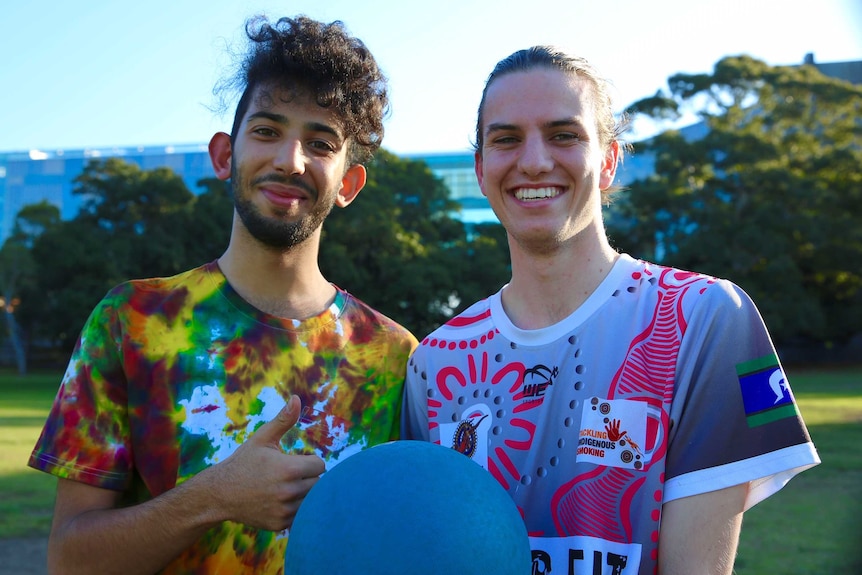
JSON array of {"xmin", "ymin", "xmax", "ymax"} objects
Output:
[{"xmin": 0, "ymin": 417, "xmax": 53, "ymax": 428}]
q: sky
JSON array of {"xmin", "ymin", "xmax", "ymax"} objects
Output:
[{"xmin": 1, "ymin": 0, "xmax": 860, "ymax": 156}]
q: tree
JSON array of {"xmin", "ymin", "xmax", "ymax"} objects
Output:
[
  {"xmin": 612, "ymin": 55, "xmax": 862, "ymax": 345},
  {"xmin": 320, "ymin": 149, "xmax": 510, "ymax": 337},
  {"xmin": 0, "ymin": 201, "xmax": 61, "ymax": 373},
  {"xmin": 175, "ymin": 177, "xmax": 234, "ymax": 266},
  {"xmin": 22, "ymin": 160, "xmax": 232, "ymax": 353},
  {"xmin": 73, "ymin": 157, "xmax": 199, "ymax": 277}
]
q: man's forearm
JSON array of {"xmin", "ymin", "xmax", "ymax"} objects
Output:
[{"xmin": 48, "ymin": 473, "xmax": 223, "ymax": 575}]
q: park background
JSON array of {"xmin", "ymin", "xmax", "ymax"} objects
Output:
[{"xmin": 1, "ymin": 0, "xmax": 860, "ymax": 573}]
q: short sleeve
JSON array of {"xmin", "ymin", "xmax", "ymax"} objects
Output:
[
  {"xmin": 664, "ymin": 279, "xmax": 819, "ymax": 509},
  {"xmin": 28, "ymin": 288, "xmax": 134, "ymax": 490}
]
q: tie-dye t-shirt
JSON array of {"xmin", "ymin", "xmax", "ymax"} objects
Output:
[{"xmin": 29, "ymin": 261, "xmax": 418, "ymax": 574}]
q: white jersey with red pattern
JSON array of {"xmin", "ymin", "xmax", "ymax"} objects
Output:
[{"xmin": 402, "ymin": 254, "xmax": 819, "ymax": 575}]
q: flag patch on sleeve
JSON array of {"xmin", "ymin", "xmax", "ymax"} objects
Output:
[{"xmin": 736, "ymin": 353, "xmax": 799, "ymax": 427}]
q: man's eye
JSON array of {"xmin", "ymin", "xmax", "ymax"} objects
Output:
[
  {"xmin": 252, "ymin": 127, "xmax": 278, "ymax": 137},
  {"xmin": 552, "ymin": 132, "xmax": 580, "ymax": 141},
  {"xmin": 309, "ymin": 140, "xmax": 336, "ymax": 153}
]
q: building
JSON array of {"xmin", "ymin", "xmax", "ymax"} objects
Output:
[
  {"xmin": 0, "ymin": 144, "xmax": 213, "ymax": 241},
  {"xmin": 403, "ymin": 152, "xmax": 497, "ymax": 225}
]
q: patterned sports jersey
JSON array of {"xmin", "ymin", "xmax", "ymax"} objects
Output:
[
  {"xmin": 30, "ymin": 261, "xmax": 417, "ymax": 574},
  {"xmin": 402, "ymin": 254, "xmax": 819, "ymax": 575}
]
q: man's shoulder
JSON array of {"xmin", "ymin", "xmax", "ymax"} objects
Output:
[
  {"xmin": 622, "ymin": 256, "xmax": 753, "ymax": 319},
  {"xmin": 624, "ymin": 256, "xmax": 738, "ymax": 297},
  {"xmin": 417, "ymin": 295, "xmax": 497, "ymax": 344},
  {"xmin": 338, "ymin": 289, "xmax": 419, "ymax": 347},
  {"xmin": 99, "ymin": 262, "xmax": 218, "ymax": 311}
]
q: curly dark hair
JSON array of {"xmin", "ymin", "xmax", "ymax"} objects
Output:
[{"xmin": 220, "ymin": 15, "xmax": 389, "ymax": 164}]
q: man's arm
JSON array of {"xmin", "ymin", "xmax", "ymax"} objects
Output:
[
  {"xmin": 47, "ymin": 396, "xmax": 325, "ymax": 575},
  {"xmin": 657, "ymin": 482, "xmax": 748, "ymax": 575}
]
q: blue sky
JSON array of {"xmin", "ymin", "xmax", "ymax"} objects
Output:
[{"xmin": 1, "ymin": 0, "xmax": 860, "ymax": 155}]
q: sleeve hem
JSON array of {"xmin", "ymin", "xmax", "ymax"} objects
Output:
[
  {"xmin": 27, "ymin": 452, "xmax": 129, "ymax": 491},
  {"xmin": 663, "ymin": 443, "xmax": 820, "ymax": 510}
]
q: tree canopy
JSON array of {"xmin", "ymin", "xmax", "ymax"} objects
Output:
[
  {"xmin": 0, "ymin": 201, "xmax": 61, "ymax": 371},
  {"xmin": 320, "ymin": 149, "xmax": 510, "ymax": 338},
  {"xmin": 611, "ymin": 55, "xmax": 862, "ymax": 345},
  {"xmin": 20, "ymin": 159, "xmax": 233, "ymax": 351}
]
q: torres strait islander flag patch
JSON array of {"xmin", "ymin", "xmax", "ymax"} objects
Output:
[{"xmin": 736, "ymin": 353, "xmax": 799, "ymax": 427}]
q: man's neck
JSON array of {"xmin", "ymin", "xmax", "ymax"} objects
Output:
[
  {"xmin": 501, "ymin": 233, "xmax": 618, "ymax": 330},
  {"xmin": 217, "ymin": 229, "xmax": 335, "ymax": 320}
]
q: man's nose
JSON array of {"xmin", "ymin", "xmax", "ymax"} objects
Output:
[
  {"xmin": 517, "ymin": 135, "xmax": 553, "ymax": 176},
  {"xmin": 274, "ymin": 139, "xmax": 306, "ymax": 175}
]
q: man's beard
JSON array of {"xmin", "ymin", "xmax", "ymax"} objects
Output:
[{"xmin": 231, "ymin": 167, "xmax": 336, "ymax": 251}]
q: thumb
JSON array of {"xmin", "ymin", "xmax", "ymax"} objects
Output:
[{"xmin": 251, "ymin": 395, "xmax": 302, "ymax": 446}]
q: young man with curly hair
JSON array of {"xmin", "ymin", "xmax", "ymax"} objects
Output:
[{"xmin": 29, "ymin": 15, "xmax": 417, "ymax": 574}]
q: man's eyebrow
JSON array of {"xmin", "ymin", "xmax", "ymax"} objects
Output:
[
  {"xmin": 485, "ymin": 118, "xmax": 585, "ymax": 135},
  {"xmin": 246, "ymin": 111, "xmax": 343, "ymax": 139},
  {"xmin": 546, "ymin": 118, "xmax": 585, "ymax": 130},
  {"xmin": 485, "ymin": 122, "xmax": 518, "ymax": 135},
  {"xmin": 246, "ymin": 111, "xmax": 289, "ymax": 126},
  {"xmin": 305, "ymin": 121, "xmax": 343, "ymax": 139}
]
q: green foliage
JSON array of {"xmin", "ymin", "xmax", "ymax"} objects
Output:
[
  {"xmin": 320, "ymin": 149, "xmax": 510, "ymax": 338},
  {"xmin": 614, "ymin": 56, "xmax": 862, "ymax": 345},
  {"xmin": 20, "ymin": 161, "xmax": 233, "ymax": 351},
  {"xmin": 0, "ymin": 202, "xmax": 63, "ymax": 373}
]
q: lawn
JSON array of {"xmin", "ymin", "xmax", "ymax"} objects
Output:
[
  {"xmin": 1, "ymin": 366, "xmax": 860, "ymax": 573},
  {"xmin": 0, "ymin": 371, "xmax": 61, "ymax": 538}
]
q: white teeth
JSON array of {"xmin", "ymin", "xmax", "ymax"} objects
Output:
[{"xmin": 514, "ymin": 187, "xmax": 561, "ymax": 201}]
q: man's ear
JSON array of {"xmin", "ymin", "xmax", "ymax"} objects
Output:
[
  {"xmin": 335, "ymin": 164, "xmax": 367, "ymax": 208},
  {"xmin": 599, "ymin": 140, "xmax": 620, "ymax": 190},
  {"xmin": 474, "ymin": 151, "xmax": 487, "ymax": 197},
  {"xmin": 208, "ymin": 132, "xmax": 232, "ymax": 181}
]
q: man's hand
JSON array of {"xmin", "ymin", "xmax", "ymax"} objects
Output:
[
  {"xmin": 207, "ymin": 395, "xmax": 326, "ymax": 531},
  {"xmin": 47, "ymin": 396, "xmax": 327, "ymax": 575}
]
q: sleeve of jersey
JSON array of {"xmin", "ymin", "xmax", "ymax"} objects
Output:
[
  {"xmin": 27, "ymin": 290, "xmax": 134, "ymax": 491},
  {"xmin": 662, "ymin": 279, "xmax": 820, "ymax": 510},
  {"xmin": 401, "ymin": 347, "xmax": 432, "ymax": 441}
]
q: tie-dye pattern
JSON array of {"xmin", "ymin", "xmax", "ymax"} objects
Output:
[{"xmin": 29, "ymin": 261, "xmax": 417, "ymax": 574}]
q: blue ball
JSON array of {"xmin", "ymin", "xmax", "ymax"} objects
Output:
[{"xmin": 284, "ymin": 440, "xmax": 531, "ymax": 575}]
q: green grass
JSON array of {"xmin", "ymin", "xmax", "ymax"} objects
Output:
[
  {"xmin": 0, "ymin": 371, "xmax": 62, "ymax": 537},
  {"xmin": 1, "ymin": 366, "xmax": 860, "ymax": 573}
]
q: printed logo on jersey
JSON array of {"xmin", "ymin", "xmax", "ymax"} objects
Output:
[
  {"xmin": 577, "ymin": 398, "xmax": 648, "ymax": 470},
  {"xmin": 737, "ymin": 353, "xmax": 799, "ymax": 427},
  {"xmin": 522, "ymin": 363, "xmax": 558, "ymax": 401},
  {"xmin": 530, "ymin": 535, "xmax": 641, "ymax": 575},
  {"xmin": 440, "ymin": 404, "xmax": 492, "ymax": 465}
]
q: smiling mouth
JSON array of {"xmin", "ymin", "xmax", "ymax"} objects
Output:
[
  {"xmin": 514, "ymin": 187, "xmax": 562, "ymax": 201},
  {"xmin": 263, "ymin": 188, "xmax": 306, "ymax": 210}
]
